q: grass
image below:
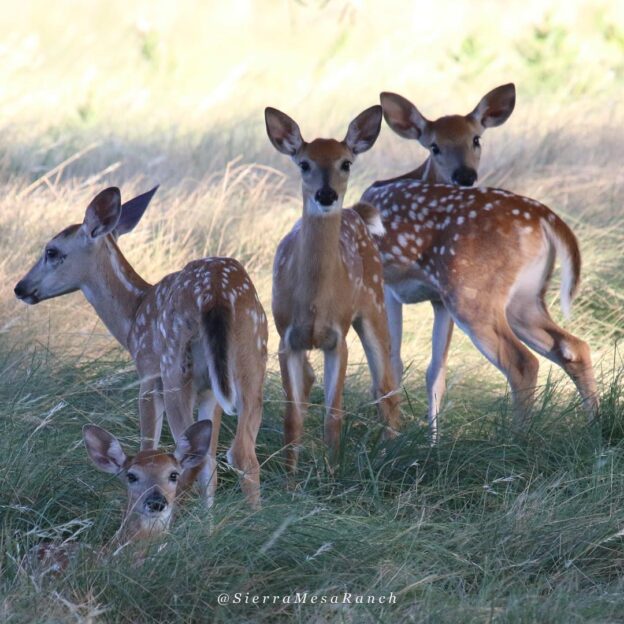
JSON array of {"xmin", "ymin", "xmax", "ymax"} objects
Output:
[{"xmin": 1, "ymin": 0, "xmax": 623, "ymax": 621}]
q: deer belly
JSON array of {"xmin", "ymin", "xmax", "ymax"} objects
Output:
[{"xmin": 389, "ymin": 279, "xmax": 438, "ymax": 304}]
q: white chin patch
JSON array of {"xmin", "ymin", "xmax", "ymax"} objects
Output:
[{"xmin": 307, "ymin": 198, "xmax": 340, "ymax": 215}]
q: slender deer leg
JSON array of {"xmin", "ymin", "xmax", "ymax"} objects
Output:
[
  {"xmin": 426, "ymin": 301, "xmax": 454, "ymax": 442},
  {"xmin": 228, "ymin": 384, "xmax": 263, "ymax": 509},
  {"xmin": 323, "ymin": 339, "xmax": 349, "ymax": 464},
  {"xmin": 197, "ymin": 390, "xmax": 222, "ymax": 508},
  {"xmin": 453, "ymin": 308, "xmax": 540, "ymax": 425},
  {"xmin": 507, "ymin": 298, "xmax": 599, "ymax": 418},
  {"xmin": 353, "ymin": 312, "xmax": 401, "ymax": 435},
  {"xmin": 138, "ymin": 377, "xmax": 165, "ymax": 450},
  {"xmin": 279, "ymin": 339, "xmax": 309, "ymax": 472},
  {"xmin": 384, "ymin": 285, "xmax": 404, "ymax": 383}
]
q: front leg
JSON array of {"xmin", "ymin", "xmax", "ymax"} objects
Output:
[
  {"xmin": 384, "ymin": 286, "xmax": 404, "ymax": 383},
  {"xmin": 323, "ymin": 339, "xmax": 348, "ymax": 465},
  {"xmin": 138, "ymin": 377, "xmax": 164, "ymax": 450}
]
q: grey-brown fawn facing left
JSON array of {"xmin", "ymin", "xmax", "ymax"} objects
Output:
[
  {"xmin": 83, "ymin": 421, "xmax": 212, "ymax": 542},
  {"xmin": 15, "ymin": 187, "xmax": 267, "ymax": 508},
  {"xmin": 265, "ymin": 105, "xmax": 401, "ymax": 472}
]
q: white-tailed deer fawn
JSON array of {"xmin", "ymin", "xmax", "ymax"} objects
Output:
[
  {"xmin": 265, "ymin": 105, "xmax": 401, "ymax": 471},
  {"xmin": 14, "ymin": 187, "xmax": 267, "ymax": 507},
  {"xmin": 376, "ymin": 83, "xmax": 516, "ymax": 186},
  {"xmin": 83, "ymin": 421, "xmax": 212, "ymax": 541},
  {"xmin": 362, "ymin": 85, "xmax": 519, "ymax": 438},
  {"xmin": 362, "ymin": 179, "xmax": 599, "ymax": 437}
]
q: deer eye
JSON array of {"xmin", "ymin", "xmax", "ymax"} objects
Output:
[
  {"xmin": 340, "ymin": 160, "xmax": 351, "ymax": 172},
  {"xmin": 126, "ymin": 472, "xmax": 138, "ymax": 483},
  {"xmin": 169, "ymin": 471, "xmax": 179, "ymax": 483},
  {"xmin": 45, "ymin": 248, "xmax": 59, "ymax": 261},
  {"xmin": 473, "ymin": 136, "xmax": 481, "ymax": 148},
  {"xmin": 430, "ymin": 143, "xmax": 440, "ymax": 155},
  {"xmin": 299, "ymin": 161, "xmax": 310, "ymax": 172}
]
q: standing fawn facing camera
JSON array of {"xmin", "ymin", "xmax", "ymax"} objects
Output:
[
  {"xmin": 265, "ymin": 105, "xmax": 400, "ymax": 471},
  {"xmin": 83, "ymin": 421, "xmax": 212, "ymax": 542},
  {"xmin": 15, "ymin": 187, "xmax": 267, "ymax": 508}
]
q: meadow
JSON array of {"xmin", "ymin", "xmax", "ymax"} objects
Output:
[{"xmin": 1, "ymin": 1, "xmax": 623, "ymax": 621}]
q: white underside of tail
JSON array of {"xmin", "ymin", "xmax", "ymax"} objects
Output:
[
  {"xmin": 542, "ymin": 220, "xmax": 575, "ymax": 319},
  {"xmin": 205, "ymin": 351, "xmax": 236, "ymax": 415}
]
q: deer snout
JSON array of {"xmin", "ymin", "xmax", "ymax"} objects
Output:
[
  {"xmin": 452, "ymin": 166, "xmax": 477, "ymax": 187},
  {"xmin": 144, "ymin": 490, "xmax": 168, "ymax": 514},
  {"xmin": 315, "ymin": 187, "xmax": 338, "ymax": 208},
  {"xmin": 14, "ymin": 280, "xmax": 38, "ymax": 303}
]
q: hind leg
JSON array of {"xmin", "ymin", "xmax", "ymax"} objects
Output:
[
  {"xmin": 197, "ymin": 390, "xmax": 223, "ymax": 508},
  {"xmin": 452, "ymin": 307, "xmax": 540, "ymax": 426},
  {"xmin": 507, "ymin": 297, "xmax": 599, "ymax": 418},
  {"xmin": 279, "ymin": 339, "xmax": 314, "ymax": 472}
]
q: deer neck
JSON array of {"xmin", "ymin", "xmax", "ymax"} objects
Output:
[
  {"xmin": 81, "ymin": 237, "xmax": 151, "ymax": 350},
  {"xmin": 293, "ymin": 202, "xmax": 343, "ymax": 307},
  {"xmin": 412, "ymin": 157, "xmax": 438, "ymax": 182}
]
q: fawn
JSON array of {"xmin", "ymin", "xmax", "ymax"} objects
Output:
[
  {"xmin": 15, "ymin": 187, "xmax": 267, "ymax": 507},
  {"xmin": 265, "ymin": 105, "xmax": 400, "ymax": 471}
]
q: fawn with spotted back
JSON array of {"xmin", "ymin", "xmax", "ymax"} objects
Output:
[
  {"xmin": 83, "ymin": 420, "xmax": 212, "ymax": 542},
  {"xmin": 15, "ymin": 187, "xmax": 267, "ymax": 507},
  {"xmin": 362, "ymin": 85, "xmax": 519, "ymax": 438},
  {"xmin": 362, "ymin": 86, "xmax": 598, "ymax": 436},
  {"xmin": 265, "ymin": 105, "xmax": 400, "ymax": 471}
]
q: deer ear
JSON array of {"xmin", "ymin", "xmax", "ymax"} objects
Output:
[
  {"xmin": 344, "ymin": 105, "xmax": 383, "ymax": 154},
  {"xmin": 83, "ymin": 187, "xmax": 122, "ymax": 239},
  {"xmin": 174, "ymin": 421, "xmax": 212, "ymax": 471},
  {"xmin": 83, "ymin": 425, "xmax": 127, "ymax": 474},
  {"xmin": 380, "ymin": 92, "xmax": 428, "ymax": 141},
  {"xmin": 114, "ymin": 185, "xmax": 159, "ymax": 237},
  {"xmin": 470, "ymin": 83, "xmax": 516, "ymax": 129},
  {"xmin": 265, "ymin": 108, "xmax": 304, "ymax": 156}
]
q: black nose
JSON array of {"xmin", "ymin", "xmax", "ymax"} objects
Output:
[
  {"xmin": 452, "ymin": 166, "xmax": 477, "ymax": 187},
  {"xmin": 314, "ymin": 188, "xmax": 338, "ymax": 207},
  {"xmin": 144, "ymin": 492, "xmax": 168, "ymax": 513},
  {"xmin": 14, "ymin": 280, "xmax": 28, "ymax": 299}
]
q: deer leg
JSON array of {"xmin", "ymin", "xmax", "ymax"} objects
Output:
[
  {"xmin": 454, "ymin": 309, "xmax": 539, "ymax": 426},
  {"xmin": 507, "ymin": 298, "xmax": 599, "ymax": 419},
  {"xmin": 426, "ymin": 301, "xmax": 454, "ymax": 442},
  {"xmin": 227, "ymin": 361, "xmax": 264, "ymax": 509},
  {"xmin": 279, "ymin": 339, "xmax": 311, "ymax": 472},
  {"xmin": 384, "ymin": 285, "xmax": 404, "ymax": 383},
  {"xmin": 323, "ymin": 339, "xmax": 349, "ymax": 464},
  {"xmin": 353, "ymin": 311, "xmax": 401, "ymax": 436},
  {"xmin": 138, "ymin": 377, "xmax": 164, "ymax": 450},
  {"xmin": 197, "ymin": 390, "xmax": 223, "ymax": 508}
]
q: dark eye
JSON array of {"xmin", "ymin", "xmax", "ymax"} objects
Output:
[
  {"xmin": 45, "ymin": 248, "xmax": 59, "ymax": 261},
  {"xmin": 473, "ymin": 136, "xmax": 481, "ymax": 148},
  {"xmin": 341, "ymin": 160, "xmax": 351, "ymax": 172},
  {"xmin": 299, "ymin": 161, "xmax": 310, "ymax": 172},
  {"xmin": 169, "ymin": 471, "xmax": 179, "ymax": 483},
  {"xmin": 127, "ymin": 472, "xmax": 138, "ymax": 483},
  {"xmin": 430, "ymin": 143, "xmax": 440, "ymax": 155}
]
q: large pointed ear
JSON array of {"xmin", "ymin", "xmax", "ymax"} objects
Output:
[
  {"xmin": 469, "ymin": 83, "xmax": 516, "ymax": 129},
  {"xmin": 82, "ymin": 187, "xmax": 122, "ymax": 239},
  {"xmin": 174, "ymin": 421, "xmax": 212, "ymax": 471},
  {"xmin": 83, "ymin": 425, "xmax": 127, "ymax": 474},
  {"xmin": 265, "ymin": 108, "xmax": 304, "ymax": 156},
  {"xmin": 344, "ymin": 105, "xmax": 382, "ymax": 155},
  {"xmin": 114, "ymin": 185, "xmax": 159, "ymax": 237},
  {"xmin": 380, "ymin": 92, "xmax": 428, "ymax": 141}
]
